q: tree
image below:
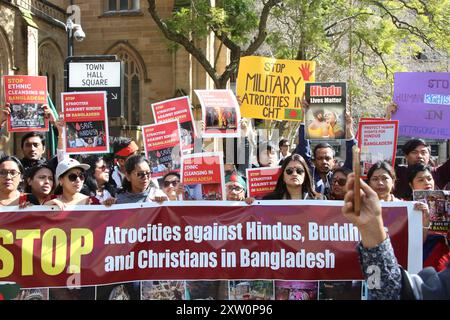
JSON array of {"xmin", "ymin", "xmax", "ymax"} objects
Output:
[
  {"xmin": 264, "ymin": 0, "xmax": 450, "ymax": 143},
  {"xmin": 148, "ymin": 0, "xmax": 282, "ymax": 89}
]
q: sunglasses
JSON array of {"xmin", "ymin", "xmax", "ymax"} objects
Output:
[
  {"xmin": 163, "ymin": 180, "xmax": 179, "ymax": 188},
  {"xmin": 67, "ymin": 172, "xmax": 85, "ymax": 182},
  {"xmin": 285, "ymin": 167, "xmax": 305, "ymax": 175},
  {"xmin": 135, "ymin": 171, "xmax": 151, "ymax": 179},
  {"xmin": 332, "ymin": 178, "xmax": 347, "ymax": 186}
]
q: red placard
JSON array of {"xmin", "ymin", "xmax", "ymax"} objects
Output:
[
  {"xmin": 357, "ymin": 120, "xmax": 399, "ymax": 178},
  {"xmin": 142, "ymin": 120, "xmax": 182, "ymax": 178},
  {"xmin": 195, "ymin": 90, "xmax": 241, "ymax": 138},
  {"xmin": 3, "ymin": 75, "xmax": 49, "ymax": 132},
  {"xmin": 62, "ymin": 91, "xmax": 109, "ymax": 155},
  {"xmin": 181, "ymin": 152, "xmax": 225, "ymax": 200},
  {"xmin": 0, "ymin": 202, "xmax": 420, "ymax": 289},
  {"xmin": 151, "ymin": 96, "xmax": 197, "ymax": 152},
  {"xmin": 246, "ymin": 167, "xmax": 282, "ymax": 198}
]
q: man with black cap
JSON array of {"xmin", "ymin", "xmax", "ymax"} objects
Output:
[{"xmin": 394, "ymin": 138, "xmax": 450, "ymax": 199}]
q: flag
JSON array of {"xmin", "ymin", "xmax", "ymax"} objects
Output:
[{"xmin": 284, "ymin": 108, "xmax": 303, "ymax": 121}]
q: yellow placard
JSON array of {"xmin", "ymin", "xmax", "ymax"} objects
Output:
[{"xmin": 237, "ymin": 56, "xmax": 315, "ymax": 121}]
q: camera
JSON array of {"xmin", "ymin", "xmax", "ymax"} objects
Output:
[{"xmin": 73, "ymin": 26, "xmax": 86, "ymax": 42}]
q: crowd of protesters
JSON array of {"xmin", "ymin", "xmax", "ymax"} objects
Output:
[{"xmin": 0, "ymin": 99, "xmax": 449, "ymax": 300}]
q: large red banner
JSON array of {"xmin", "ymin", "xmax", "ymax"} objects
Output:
[{"xmin": 0, "ymin": 202, "xmax": 419, "ymax": 289}]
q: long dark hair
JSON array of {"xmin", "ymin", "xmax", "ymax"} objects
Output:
[
  {"xmin": 120, "ymin": 155, "xmax": 154, "ymax": 193},
  {"xmin": 263, "ymin": 154, "xmax": 319, "ymax": 200},
  {"xmin": 80, "ymin": 155, "xmax": 117, "ymax": 197},
  {"xmin": 24, "ymin": 164, "xmax": 55, "ymax": 193}
]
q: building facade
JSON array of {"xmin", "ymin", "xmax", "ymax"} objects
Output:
[{"xmin": 0, "ymin": 0, "xmax": 229, "ymax": 155}]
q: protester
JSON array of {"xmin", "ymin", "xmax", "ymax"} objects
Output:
[
  {"xmin": 116, "ymin": 155, "xmax": 167, "ymax": 204},
  {"xmin": 44, "ymin": 158, "xmax": 99, "ymax": 208},
  {"xmin": 386, "ymin": 103, "xmax": 450, "ymax": 199},
  {"xmin": 80, "ymin": 155, "xmax": 117, "ymax": 205},
  {"xmin": 406, "ymin": 163, "xmax": 449, "ymax": 270},
  {"xmin": 1, "ymin": 104, "xmax": 65, "ymax": 174},
  {"xmin": 225, "ymin": 172, "xmax": 247, "ymax": 201},
  {"xmin": 263, "ymin": 154, "xmax": 322, "ymax": 200},
  {"xmin": 294, "ymin": 112, "xmax": 355, "ymax": 197},
  {"xmin": 0, "ymin": 155, "xmax": 39, "ymax": 207},
  {"xmin": 111, "ymin": 137, "xmax": 140, "ymax": 190},
  {"xmin": 256, "ymin": 141, "xmax": 279, "ymax": 168},
  {"xmin": 160, "ymin": 172, "xmax": 184, "ymax": 201},
  {"xmin": 366, "ymin": 161, "xmax": 400, "ymax": 202},
  {"xmin": 24, "ymin": 164, "xmax": 55, "ymax": 205},
  {"xmin": 342, "ymin": 173, "xmax": 450, "ymax": 300},
  {"xmin": 329, "ymin": 166, "xmax": 351, "ymax": 200},
  {"xmin": 278, "ymin": 138, "xmax": 291, "ymax": 163}
]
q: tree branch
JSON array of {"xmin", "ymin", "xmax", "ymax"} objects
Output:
[
  {"xmin": 148, "ymin": 0, "xmax": 221, "ymax": 88},
  {"xmin": 243, "ymin": 0, "xmax": 282, "ymax": 56}
]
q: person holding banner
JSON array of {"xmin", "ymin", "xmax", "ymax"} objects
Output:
[
  {"xmin": 116, "ymin": 155, "xmax": 168, "ymax": 204},
  {"xmin": 43, "ymin": 158, "xmax": 100, "ymax": 208},
  {"xmin": 406, "ymin": 163, "xmax": 449, "ymax": 271},
  {"xmin": 0, "ymin": 156, "xmax": 39, "ymax": 207},
  {"xmin": 24, "ymin": 164, "xmax": 55, "ymax": 205},
  {"xmin": 294, "ymin": 112, "xmax": 356, "ymax": 198},
  {"xmin": 263, "ymin": 154, "xmax": 322, "ymax": 200},
  {"xmin": 343, "ymin": 173, "xmax": 450, "ymax": 300}
]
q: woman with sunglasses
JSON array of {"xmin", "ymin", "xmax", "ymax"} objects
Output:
[
  {"xmin": 161, "ymin": 172, "xmax": 185, "ymax": 201},
  {"xmin": 80, "ymin": 155, "xmax": 117, "ymax": 205},
  {"xmin": 329, "ymin": 167, "xmax": 351, "ymax": 200},
  {"xmin": 24, "ymin": 164, "xmax": 55, "ymax": 205},
  {"xmin": 263, "ymin": 154, "xmax": 322, "ymax": 200},
  {"xmin": 116, "ymin": 155, "xmax": 167, "ymax": 204},
  {"xmin": 0, "ymin": 156, "xmax": 39, "ymax": 207},
  {"xmin": 44, "ymin": 158, "xmax": 99, "ymax": 208},
  {"xmin": 366, "ymin": 161, "xmax": 400, "ymax": 202}
]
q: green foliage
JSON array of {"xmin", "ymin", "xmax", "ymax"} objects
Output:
[
  {"xmin": 266, "ymin": 0, "xmax": 450, "ymax": 119},
  {"xmin": 165, "ymin": 0, "xmax": 259, "ymax": 45}
]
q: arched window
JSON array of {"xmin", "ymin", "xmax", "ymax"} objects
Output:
[
  {"xmin": 0, "ymin": 28, "xmax": 12, "ymax": 105},
  {"xmin": 116, "ymin": 50, "xmax": 141, "ymax": 125},
  {"xmin": 38, "ymin": 40, "xmax": 64, "ymax": 109}
]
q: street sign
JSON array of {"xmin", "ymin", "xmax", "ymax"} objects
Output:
[{"xmin": 66, "ymin": 56, "xmax": 123, "ymax": 117}]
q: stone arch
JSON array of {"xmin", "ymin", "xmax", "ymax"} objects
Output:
[
  {"xmin": 105, "ymin": 41, "xmax": 149, "ymax": 125},
  {"xmin": 38, "ymin": 38, "xmax": 65, "ymax": 109},
  {"xmin": 0, "ymin": 26, "xmax": 14, "ymax": 102}
]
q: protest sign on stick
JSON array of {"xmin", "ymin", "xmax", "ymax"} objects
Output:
[
  {"xmin": 305, "ymin": 82, "xmax": 346, "ymax": 140},
  {"xmin": 357, "ymin": 120, "xmax": 399, "ymax": 178},
  {"xmin": 195, "ymin": 90, "xmax": 241, "ymax": 138},
  {"xmin": 3, "ymin": 75, "xmax": 49, "ymax": 132},
  {"xmin": 62, "ymin": 91, "xmax": 109, "ymax": 155},
  {"xmin": 142, "ymin": 120, "xmax": 182, "ymax": 179},
  {"xmin": 246, "ymin": 167, "xmax": 282, "ymax": 198},
  {"xmin": 237, "ymin": 56, "xmax": 315, "ymax": 121},
  {"xmin": 151, "ymin": 96, "xmax": 197, "ymax": 152},
  {"xmin": 181, "ymin": 152, "xmax": 225, "ymax": 200},
  {"xmin": 393, "ymin": 72, "xmax": 450, "ymax": 139},
  {"xmin": 413, "ymin": 190, "xmax": 449, "ymax": 236}
]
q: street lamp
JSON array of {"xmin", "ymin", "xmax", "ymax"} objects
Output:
[{"xmin": 66, "ymin": 18, "xmax": 86, "ymax": 57}]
